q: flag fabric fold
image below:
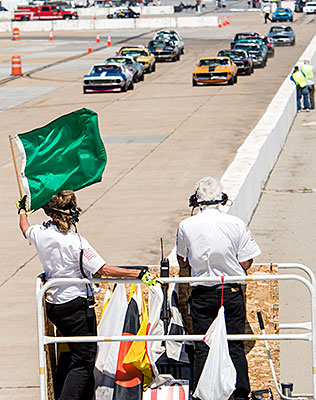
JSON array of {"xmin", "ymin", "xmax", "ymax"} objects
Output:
[
  {"xmin": 14, "ymin": 108, "xmax": 107, "ymax": 210},
  {"xmin": 95, "ymin": 284, "xmax": 128, "ymax": 398},
  {"xmin": 113, "ymin": 286, "xmax": 143, "ymax": 400}
]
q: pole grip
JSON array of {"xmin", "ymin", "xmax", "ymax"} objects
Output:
[{"xmin": 257, "ymin": 311, "xmax": 265, "ymax": 330}]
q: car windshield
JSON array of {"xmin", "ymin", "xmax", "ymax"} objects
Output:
[
  {"xmin": 235, "ymin": 44, "xmax": 260, "ymax": 51},
  {"xmin": 218, "ymin": 50, "xmax": 246, "ymax": 58},
  {"xmin": 121, "ymin": 49, "xmax": 148, "ymax": 57},
  {"xmin": 149, "ymin": 40, "xmax": 172, "ymax": 47},
  {"xmin": 91, "ymin": 65, "xmax": 120, "ymax": 73},
  {"xmin": 106, "ymin": 57, "xmax": 133, "ymax": 64},
  {"xmin": 235, "ymin": 33, "xmax": 256, "ymax": 40},
  {"xmin": 198, "ymin": 58, "xmax": 229, "ymax": 66},
  {"xmin": 270, "ymin": 26, "xmax": 292, "ymax": 32},
  {"xmin": 276, "ymin": 7, "xmax": 287, "ymax": 11}
]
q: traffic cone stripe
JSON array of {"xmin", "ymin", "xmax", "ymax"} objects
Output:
[
  {"xmin": 107, "ymin": 35, "xmax": 111, "ymax": 46},
  {"xmin": 11, "ymin": 55, "xmax": 22, "ymax": 75},
  {"xmin": 12, "ymin": 27, "xmax": 20, "ymax": 41},
  {"xmin": 218, "ymin": 19, "xmax": 222, "ymax": 28},
  {"xmin": 49, "ymin": 31, "xmax": 53, "ymax": 41},
  {"xmin": 96, "ymin": 33, "xmax": 100, "ymax": 43}
]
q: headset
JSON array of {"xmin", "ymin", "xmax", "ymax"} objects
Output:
[
  {"xmin": 42, "ymin": 199, "xmax": 80, "ymax": 224},
  {"xmin": 189, "ymin": 191, "xmax": 229, "ymax": 213}
]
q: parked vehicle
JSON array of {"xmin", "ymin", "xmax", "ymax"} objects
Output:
[
  {"xmin": 303, "ymin": 1, "xmax": 316, "ymax": 13},
  {"xmin": 217, "ymin": 49, "xmax": 254, "ymax": 75},
  {"xmin": 14, "ymin": 4, "xmax": 78, "ymax": 20},
  {"xmin": 107, "ymin": 7, "xmax": 140, "ymax": 18},
  {"xmin": 192, "ymin": 57, "xmax": 238, "ymax": 86},
  {"xmin": 147, "ymin": 39, "xmax": 181, "ymax": 62},
  {"xmin": 268, "ymin": 25, "xmax": 295, "ymax": 46},
  {"xmin": 271, "ymin": 7, "xmax": 293, "ymax": 21}
]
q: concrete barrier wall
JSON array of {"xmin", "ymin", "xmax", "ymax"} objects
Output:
[
  {"xmin": 5, "ymin": 15, "xmax": 218, "ymax": 32},
  {"xmin": 220, "ymin": 34, "xmax": 316, "ymax": 224},
  {"xmin": 76, "ymin": 5, "xmax": 174, "ymax": 17}
]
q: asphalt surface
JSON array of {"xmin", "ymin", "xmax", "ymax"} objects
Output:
[{"xmin": 0, "ymin": 10, "xmax": 316, "ymax": 400}]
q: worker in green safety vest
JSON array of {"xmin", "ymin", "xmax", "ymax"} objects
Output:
[
  {"xmin": 301, "ymin": 60, "xmax": 315, "ymax": 109},
  {"xmin": 290, "ymin": 65, "xmax": 311, "ymax": 112}
]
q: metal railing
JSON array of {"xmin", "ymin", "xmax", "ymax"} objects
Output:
[{"xmin": 36, "ymin": 263, "xmax": 316, "ymax": 400}]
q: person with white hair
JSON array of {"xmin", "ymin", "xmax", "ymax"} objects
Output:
[
  {"xmin": 301, "ymin": 60, "xmax": 315, "ymax": 109},
  {"xmin": 176, "ymin": 176, "xmax": 261, "ymax": 400}
]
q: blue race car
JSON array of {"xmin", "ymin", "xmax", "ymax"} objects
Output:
[
  {"xmin": 83, "ymin": 63, "xmax": 134, "ymax": 93},
  {"xmin": 268, "ymin": 25, "xmax": 295, "ymax": 46},
  {"xmin": 272, "ymin": 7, "xmax": 293, "ymax": 21}
]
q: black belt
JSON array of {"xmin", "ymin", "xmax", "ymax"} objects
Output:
[{"xmin": 192, "ymin": 283, "xmax": 241, "ymax": 293}]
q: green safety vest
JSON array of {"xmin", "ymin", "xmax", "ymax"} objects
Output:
[
  {"xmin": 301, "ymin": 64, "xmax": 314, "ymax": 80},
  {"xmin": 292, "ymin": 71, "xmax": 307, "ymax": 88}
]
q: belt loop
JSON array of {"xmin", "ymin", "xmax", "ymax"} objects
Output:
[{"xmin": 221, "ymin": 276, "xmax": 224, "ymax": 306}]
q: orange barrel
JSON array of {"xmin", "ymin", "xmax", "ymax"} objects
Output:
[
  {"xmin": 12, "ymin": 27, "xmax": 20, "ymax": 41},
  {"xmin": 11, "ymin": 55, "xmax": 22, "ymax": 75}
]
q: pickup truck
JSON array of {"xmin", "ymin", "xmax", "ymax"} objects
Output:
[{"xmin": 14, "ymin": 4, "xmax": 78, "ymax": 21}]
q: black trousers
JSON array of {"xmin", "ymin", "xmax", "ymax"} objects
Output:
[
  {"xmin": 46, "ymin": 297, "xmax": 97, "ymax": 400},
  {"xmin": 190, "ymin": 285, "xmax": 250, "ymax": 400}
]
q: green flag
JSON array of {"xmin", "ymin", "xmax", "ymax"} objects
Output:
[{"xmin": 14, "ymin": 108, "xmax": 107, "ymax": 210}]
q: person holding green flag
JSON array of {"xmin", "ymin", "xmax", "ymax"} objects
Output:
[{"xmin": 17, "ymin": 191, "xmax": 162, "ymax": 400}]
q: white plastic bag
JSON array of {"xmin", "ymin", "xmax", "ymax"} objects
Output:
[{"xmin": 193, "ymin": 306, "xmax": 236, "ymax": 400}]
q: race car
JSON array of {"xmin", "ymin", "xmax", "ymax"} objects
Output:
[
  {"xmin": 268, "ymin": 25, "xmax": 295, "ymax": 46},
  {"xmin": 192, "ymin": 57, "xmax": 238, "ymax": 86},
  {"xmin": 230, "ymin": 32, "xmax": 260, "ymax": 48},
  {"xmin": 104, "ymin": 56, "xmax": 145, "ymax": 82},
  {"xmin": 272, "ymin": 7, "xmax": 293, "ymax": 21},
  {"xmin": 118, "ymin": 46, "xmax": 156, "ymax": 73},
  {"xmin": 83, "ymin": 63, "xmax": 134, "ymax": 93},
  {"xmin": 217, "ymin": 49, "xmax": 254, "ymax": 75},
  {"xmin": 153, "ymin": 29, "xmax": 184, "ymax": 54},
  {"xmin": 147, "ymin": 39, "xmax": 181, "ymax": 62}
]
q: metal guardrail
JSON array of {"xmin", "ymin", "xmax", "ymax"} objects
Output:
[{"xmin": 36, "ymin": 263, "xmax": 316, "ymax": 400}]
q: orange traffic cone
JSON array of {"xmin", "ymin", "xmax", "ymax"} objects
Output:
[
  {"xmin": 49, "ymin": 31, "xmax": 54, "ymax": 41},
  {"xmin": 224, "ymin": 16, "xmax": 230, "ymax": 25},
  {"xmin": 93, "ymin": 15, "xmax": 96, "ymax": 20},
  {"xmin": 107, "ymin": 35, "xmax": 111, "ymax": 46},
  {"xmin": 11, "ymin": 55, "xmax": 22, "ymax": 75},
  {"xmin": 88, "ymin": 42, "xmax": 92, "ymax": 53},
  {"xmin": 12, "ymin": 27, "xmax": 20, "ymax": 41},
  {"xmin": 223, "ymin": 16, "xmax": 227, "ymax": 25},
  {"xmin": 218, "ymin": 19, "xmax": 222, "ymax": 28},
  {"xmin": 96, "ymin": 33, "xmax": 100, "ymax": 43}
]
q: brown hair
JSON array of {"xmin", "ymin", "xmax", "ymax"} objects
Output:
[{"xmin": 46, "ymin": 190, "xmax": 81, "ymax": 233}]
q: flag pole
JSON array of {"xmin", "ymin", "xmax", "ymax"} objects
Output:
[{"xmin": 8, "ymin": 135, "xmax": 23, "ymax": 197}]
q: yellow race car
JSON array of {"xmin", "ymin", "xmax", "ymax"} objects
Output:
[
  {"xmin": 192, "ymin": 57, "xmax": 238, "ymax": 86},
  {"xmin": 118, "ymin": 46, "xmax": 156, "ymax": 73}
]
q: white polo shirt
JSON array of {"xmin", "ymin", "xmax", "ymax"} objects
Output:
[
  {"xmin": 26, "ymin": 221, "xmax": 106, "ymax": 304},
  {"xmin": 176, "ymin": 207, "xmax": 261, "ymax": 286}
]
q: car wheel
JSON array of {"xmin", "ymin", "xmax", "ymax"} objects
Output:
[
  {"xmin": 139, "ymin": 72, "xmax": 144, "ymax": 81},
  {"xmin": 21, "ymin": 16, "xmax": 29, "ymax": 21},
  {"xmin": 177, "ymin": 53, "xmax": 181, "ymax": 61},
  {"xmin": 246, "ymin": 68, "xmax": 251, "ymax": 75},
  {"xmin": 291, "ymin": 39, "xmax": 295, "ymax": 46},
  {"xmin": 181, "ymin": 48, "xmax": 184, "ymax": 55},
  {"xmin": 234, "ymin": 74, "xmax": 238, "ymax": 84},
  {"xmin": 63, "ymin": 15, "xmax": 71, "ymax": 19},
  {"xmin": 192, "ymin": 78, "xmax": 197, "ymax": 87},
  {"xmin": 121, "ymin": 82, "xmax": 128, "ymax": 92},
  {"xmin": 133, "ymin": 74, "xmax": 138, "ymax": 83},
  {"xmin": 152, "ymin": 62, "xmax": 156, "ymax": 72},
  {"xmin": 83, "ymin": 87, "xmax": 87, "ymax": 94},
  {"xmin": 129, "ymin": 80, "xmax": 134, "ymax": 90},
  {"xmin": 228, "ymin": 76, "xmax": 234, "ymax": 85}
]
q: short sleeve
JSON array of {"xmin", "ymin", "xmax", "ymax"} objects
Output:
[
  {"xmin": 237, "ymin": 223, "xmax": 261, "ymax": 262},
  {"xmin": 176, "ymin": 223, "xmax": 188, "ymax": 260},
  {"xmin": 80, "ymin": 237, "xmax": 106, "ymax": 275},
  {"xmin": 25, "ymin": 225, "xmax": 38, "ymax": 245}
]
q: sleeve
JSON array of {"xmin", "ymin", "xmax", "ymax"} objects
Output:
[
  {"xmin": 25, "ymin": 225, "xmax": 38, "ymax": 245},
  {"xmin": 237, "ymin": 222, "xmax": 261, "ymax": 263},
  {"xmin": 176, "ymin": 223, "xmax": 188, "ymax": 261},
  {"xmin": 80, "ymin": 237, "xmax": 106, "ymax": 275}
]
